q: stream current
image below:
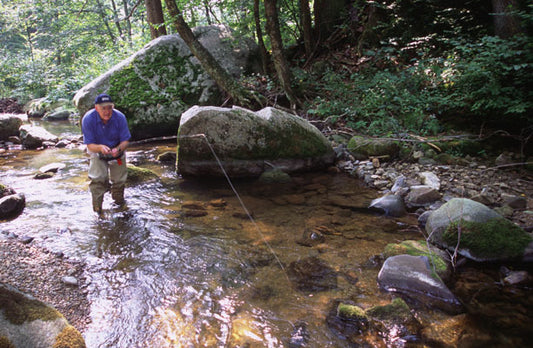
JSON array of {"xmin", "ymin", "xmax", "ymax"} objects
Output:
[{"xmin": 1, "ymin": 119, "xmax": 531, "ymax": 347}]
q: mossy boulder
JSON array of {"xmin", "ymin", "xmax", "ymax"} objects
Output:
[
  {"xmin": 0, "ymin": 283, "xmax": 85, "ymax": 348},
  {"xmin": 73, "ymin": 25, "xmax": 260, "ymax": 140},
  {"xmin": 426, "ymin": 198, "xmax": 532, "ymax": 262},
  {"xmin": 346, "ymin": 136, "xmax": 400, "ymax": 160},
  {"xmin": 0, "ymin": 114, "xmax": 24, "ymax": 141},
  {"xmin": 177, "ymin": 106, "xmax": 335, "ymax": 178},
  {"xmin": 127, "ymin": 165, "xmax": 159, "ymax": 184},
  {"xmin": 383, "ymin": 240, "xmax": 451, "ymax": 281}
]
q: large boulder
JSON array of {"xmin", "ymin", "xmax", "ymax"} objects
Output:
[
  {"xmin": 19, "ymin": 125, "xmax": 58, "ymax": 149},
  {"xmin": 177, "ymin": 106, "xmax": 335, "ymax": 178},
  {"xmin": 73, "ymin": 25, "xmax": 260, "ymax": 140},
  {"xmin": 377, "ymin": 255, "xmax": 463, "ymax": 314},
  {"xmin": 426, "ymin": 198, "xmax": 532, "ymax": 262},
  {"xmin": 0, "ymin": 283, "xmax": 85, "ymax": 348},
  {"xmin": 0, "ymin": 114, "xmax": 25, "ymax": 140}
]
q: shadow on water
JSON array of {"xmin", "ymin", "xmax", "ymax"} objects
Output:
[{"xmin": 1, "ymin": 120, "xmax": 531, "ymax": 347}]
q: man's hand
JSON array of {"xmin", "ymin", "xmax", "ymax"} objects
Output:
[
  {"xmin": 111, "ymin": 147, "xmax": 121, "ymax": 157},
  {"xmin": 100, "ymin": 145, "xmax": 112, "ymax": 155}
]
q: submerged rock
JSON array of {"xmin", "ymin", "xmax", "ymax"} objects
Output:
[
  {"xmin": 369, "ymin": 194, "xmax": 407, "ymax": 217},
  {"xmin": 383, "ymin": 240, "xmax": 452, "ymax": 281},
  {"xmin": 287, "ymin": 256, "xmax": 337, "ymax": 292},
  {"xmin": 377, "ymin": 255, "xmax": 463, "ymax": 314}
]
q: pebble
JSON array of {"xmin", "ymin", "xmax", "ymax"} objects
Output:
[{"xmin": 62, "ymin": 276, "xmax": 79, "ymax": 286}]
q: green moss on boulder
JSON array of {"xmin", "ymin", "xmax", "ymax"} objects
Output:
[
  {"xmin": 347, "ymin": 136, "xmax": 400, "ymax": 160},
  {"xmin": 366, "ymin": 298, "xmax": 412, "ymax": 322},
  {"xmin": 443, "ymin": 218, "xmax": 532, "ymax": 260},
  {"xmin": 0, "ymin": 287, "xmax": 62, "ymax": 325},
  {"xmin": 337, "ymin": 303, "xmax": 368, "ymax": 321},
  {"xmin": 127, "ymin": 165, "xmax": 159, "ymax": 183},
  {"xmin": 383, "ymin": 240, "xmax": 450, "ymax": 280}
]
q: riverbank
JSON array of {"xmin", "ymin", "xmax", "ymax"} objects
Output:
[{"xmin": 0, "ymin": 239, "xmax": 91, "ymax": 333}]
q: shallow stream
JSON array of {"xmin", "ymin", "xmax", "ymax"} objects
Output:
[{"xmin": 1, "ymin": 120, "xmax": 531, "ymax": 347}]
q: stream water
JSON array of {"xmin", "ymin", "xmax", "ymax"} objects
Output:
[{"xmin": 1, "ymin": 119, "xmax": 531, "ymax": 347}]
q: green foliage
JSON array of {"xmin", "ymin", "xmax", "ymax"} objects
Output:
[
  {"xmin": 305, "ymin": 61, "xmax": 443, "ymax": 136},
  {"xmin": 305, "ymin": 30, "xmax": 532, "ymax": 136},
  {"xmin": 439, "ymin": 35, "xmax": 533, "ymax": 123}
]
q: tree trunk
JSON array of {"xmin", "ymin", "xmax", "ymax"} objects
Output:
[
  {"xmin": 491, "ymin": 0, "xmax": 522, "ymax": 38},
  {"xmin": 253, "ymin": 0, "xmax": 270, "ymax": 74},
  {"xmin": 264, "ymin": 0, "xmax": 299, "ymax": 108},
  {"xmin": 110, "ymin": 0, "xmax": 123, "ymax": 38},
  {"xmin": 145, "ymin": 0, "xmax": 167, "ymax": 39},
  {"xmin": 164, "ymin": 0, "xmax": 264, "ymax": 108},
  {"xmin": 95, "ymin": 0, "xmax": 117, "ymax": 43},
  {"xmin": 299, "ymin": 0, "xmax": 314, "ymax": 58},
  {"xmin": 122, "ymin": 0, "xmax": 133, "ymax": 43},
  {"xmin": 313, "ymin": 0, "xmax": 348, "ymax": 43}
]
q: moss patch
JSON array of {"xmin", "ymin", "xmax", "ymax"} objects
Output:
[
  {"xmin": 347, "ymin": 136, "xmax": 400, "ymax": 158},
  {"xmin": 0, "ymin": 287, "xmax": 62, "ymax": 325},
  {"xmin": 126, "ymin": 165, "xmax": 159, "ymax": 184},
  {"xmin": 383, "ymin": 240, "xmax": 448, "ymax": 277},
  {"xmin": 53, "ymin": 325, "xmax": 86, "ymax": 348},
  {"xmin": 0, "ymin": 336, "xmax": 15, "ymax": 348},
  {"xmin": 366, "ymin": 298, "xmax": 412, "ymax": 322},
  {"xmin": 442, "ymin": 218, "xmax": 532, "ymax": 259},
  {"xmin": 337, "ymin": 303, "xmax": 368, "ymax": 321}
]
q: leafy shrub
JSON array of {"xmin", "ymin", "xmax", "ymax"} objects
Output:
[{"xmin": 438, "ymin": 35, "xmax": 533, "ymax": 126}]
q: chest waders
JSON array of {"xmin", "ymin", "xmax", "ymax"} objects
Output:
[{"xmin": 89, "ymin": 153, "xmax": 127, "ymax": 213}]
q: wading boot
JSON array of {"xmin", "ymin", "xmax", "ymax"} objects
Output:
[
  {"xmin": 111, "ymin": 185, "xmax": 125, "ymax": 206},
  {"xmin": 92, "ymin": 195, "xmax": 103, "ymax": 214}
]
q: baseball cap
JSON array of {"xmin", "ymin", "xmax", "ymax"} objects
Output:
[{"xmin": 94, "ymin": 93, "xmax": 114, "ymax": 105}]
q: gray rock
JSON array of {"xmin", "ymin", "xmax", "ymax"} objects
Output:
[
  {"xmin": 177, "ymin": 106, "xmax": 335, "ymax": 178},
  {"xmin": 43, "ymin": 109, "xmax": 71, "ymax": 121},
  {"xmin": 39, "ymin": 162, "xmax": 66, "ymax": 173},
  {"xmin": 62, "ymin": 276, "xmax": 79, "ymax": 286},
  {"xmin": 501, "ymin": 193, "xmax": 527, "ymax": 209},
  {"xmin": 0, "ymin": 193, "xmax": 25, "ymax": 220},
  {"xmin": 405, "ymin": 185, "xmax": 441, "ymax": 207},
  {"xmin": 503, "ymin": 270, "xmax": 529, "ymax": 285},
  {"xmin": 419, "ymin": 171, "xmax": 440, "ymax": 190},
  {"xmin": 377, "ymin": 254, "xmax": 462, "ymax": 314},
  {"xmin": 0, "ymin": 114, "xmax": 24, "ymax": 140},
  {"xmin": 369, "ymin": 194, "xmax": 407, "ymax": 217},
  {"xmin": 19, "ymin": 125, "xmax": 58, "ymax": 149}
]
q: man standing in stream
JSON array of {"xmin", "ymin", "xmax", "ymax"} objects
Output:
[{"xmin": 82, "ymin": 93, "xmax": 131, "ymax": 214}]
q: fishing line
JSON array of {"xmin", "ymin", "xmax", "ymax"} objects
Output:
[{"xmin": 180, "ymin": 134, "xmax": 289, "ymax": 281}]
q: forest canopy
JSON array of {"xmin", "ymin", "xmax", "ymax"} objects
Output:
[{"xmin": 1, "ymin": 0, "xmax": 531, "ymax": 137}]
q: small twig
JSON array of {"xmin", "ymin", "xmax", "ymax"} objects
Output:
[{"xmin": 480, "ymin": 162, "xmax": 533, "ymax": 172}]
